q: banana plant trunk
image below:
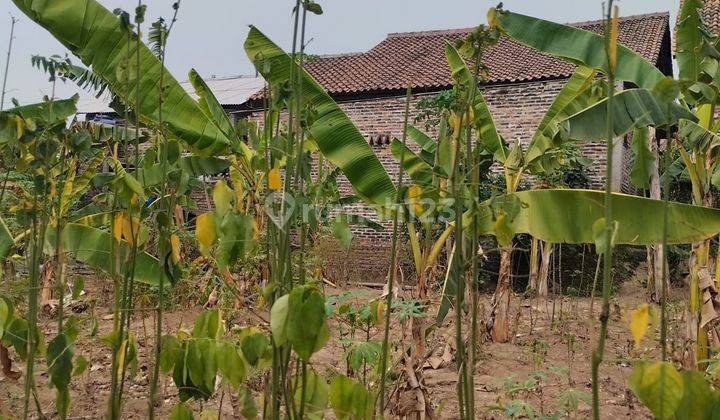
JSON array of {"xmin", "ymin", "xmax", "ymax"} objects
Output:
[
  {"xmin": 39, "ymin": 258, "xmax": 55, "ymax": 308},
  {"xmin": 527, "ymin": 237, "xmax": 539, "ymax": 294},
  {"xmin": 537, "ymin": 242, "xmax": 553, "ymax": 298},
  {"xmin": 648, "ymin": 129, "xmax": 667, "ymax": 301},
  {"xmin": 489, "ymin": 247, "xmax": 513, "ymax": 342},
  {"xmin": 411, "ymin": 269, "xmax": 428, "ymax": 362},
  {"xmin": 687, "ymin": 193, "xmax": 715, "ymax": 368}
]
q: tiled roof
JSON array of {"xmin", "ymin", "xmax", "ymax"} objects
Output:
[
  {"xmin": 270, "ymin": 12, "xmax": 669, "ymax": 97},
  {"xmin": 702, "ymin": 0, "xmax": 720, "ymax": 34}
]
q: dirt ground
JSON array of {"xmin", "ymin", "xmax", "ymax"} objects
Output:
[{"xmin": 0, "ymin": 271, "xmax": 682, "ymax": 419}]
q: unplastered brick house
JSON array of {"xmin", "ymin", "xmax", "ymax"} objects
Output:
[{"xmin": 238, "ymin": 12, "xmax": 673, "ymax": 281}]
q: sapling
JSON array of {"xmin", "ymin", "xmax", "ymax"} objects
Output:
[
  {"xmin": 590, "ymin": 2, "xmax": 617, "ymax": 419},
  {"xmin": 149, "ymin": 2, "xmax": 182, "ymax": 418}
]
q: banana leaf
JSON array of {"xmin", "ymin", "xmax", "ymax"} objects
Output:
[
  {"xmin": 444, "ymin": 43, "xmax": 505, "ymax": 163},
  {"xmin": 12, "ymin": 0, "xmax": 230, "ymax": 156},
  {"xmin": 493, "ymin": 9, "xmax": 665, "ymax": 89},
  {"xmin": 62, "ymin": 223, "xmax": 166, "ymax": 286},
  {"xmin": 524, "ymin": 67, "xmax": 600, "ymax": 168},
  {"xmin": 629, "ymin": 127, "xmax": 655, "ymax": 190},
  {"xmin": 477, "ymin": 189, "xmax": 720, "ymax": 245},
  {"xmin": 244, "ymin": 26, "xmax": 395, "ymax": 207},
  {"xmin": 178, "ymin": 157, "xmax": 230, "ymax": 178},
  {"xmin": 389, "ymin": 139, "xmax": 434, "ymax": 186},
  {"xmin": 0, "ymin": 96, "xmax": 78, "ymax": 142},
  {"xmin": 187, "ymin": 69, "xmax": 252, "ymax": 161},
  {"xmin": 437, "ymin": 188, "xmax": 720, "ymax": 322},
  {"xmin": 679, "ymin": 118, "xmax": 720, "ymax": 154},
  {"xmin": 560, "ymin": 89, "xmax": 697, "ymax": 141},
  {"xmin": 188, "ymin": 69, "xmax": 235, "ymax": 139},
  {"xmin": 676, "ymin": 0, "xmax": 706, "ymax": 83},
  {"xmin": 408, "ymin": 126, "xmax": 437, "ymax": 154},
  {"xmin": 0, "ymin": 95, "xmax": 78, "ymax": 122}
]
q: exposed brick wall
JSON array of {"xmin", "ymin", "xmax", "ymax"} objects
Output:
[{"xmin": 245, "ymin": 78, "xmax": 633, "ymax": 282}]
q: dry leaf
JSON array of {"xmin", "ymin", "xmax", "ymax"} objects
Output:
[{"xmin": 629, "ymin": 304, "xmax": 650, "ymax": 349}]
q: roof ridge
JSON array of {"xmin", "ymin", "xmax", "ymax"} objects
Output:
[
  {"xmin": 315, "ymin": 52, "xmax": 364, "ymax": 58},
  {"xmin": 567, "ymin": 11, "xmax": 669, "ymax": 27},
  {"xmin": 179, "ymin": 74, "xmax": 261, "ymax": 82},
  {"xmin": 387, "ymin": 27, "xmax": 474, "ymax": 38},
  {"xmin": 386, "ymin": 11, "xmax": 669, "ymax": 39}
]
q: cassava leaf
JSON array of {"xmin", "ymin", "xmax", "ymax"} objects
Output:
[{"xmin": 287, "ymin": 286, "xmax": 329, "ymax": 361}]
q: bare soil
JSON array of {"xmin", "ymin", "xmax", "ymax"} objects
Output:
[{"xmin": 0, "ymin": 272, "xmax": 685, "ymax": 419}]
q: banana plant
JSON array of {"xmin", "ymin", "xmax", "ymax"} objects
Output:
[
  {"xmin": 672, "ymin": 0, "xmax": 720, "ymax": 368},
  {"xmin": 11, "ymin": 0, "xmax": 238, "ymax": 157},
  {"xmin": 432, "ymin": 41, "xmax": 608, "ymax": 341},
  {"xmin": 522, "ymin": 0, "xmax": 720, "ymax": 367}
]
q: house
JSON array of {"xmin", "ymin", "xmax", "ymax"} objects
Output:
[
  {"xmin": 76, "ymin": 74, "xmax": 265, "ymax": 124},
  {"xmin": 237, "ymin": 12, "xmax": 673, "ymax": 281}
]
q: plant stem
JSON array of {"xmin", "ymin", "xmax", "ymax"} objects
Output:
[
  {"xmin": 377, "ymin": 85, "xmax": 412, "ymax": 417},
  {"xmin": 464, "ymin": 43, "xmax": 484, "ymax": 420},
  {"xmin": 149, "ymin": 4, "xmax": 181, "ymax": 418},
  {"xmin": 0, "ymin": 15, "xmax": 17, "ymax": 111},
  {"xmin": 0, "ymin": 16, "xmax": 18, "ymax": 210},
  {"xmin": 55, "ymin": 146, "xmax": 67, "ymax": 333},
  {"xmin": 23, "ymin": 106, "xmax": 54, "ymax": 419},
  {"xmin": 660, "ymin": 130, "xmax": 670, "ymax": 361},
  {"xmin": 452, "ymin": 109, "xmax": 466, "ymax": 420},
  {"xmin": 591, "ymin": 3, "xmax": 616, "ymax": 419}
]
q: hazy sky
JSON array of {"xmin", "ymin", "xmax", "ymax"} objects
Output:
[{"xmin": 0, "ymin": 0, "xmax": 679, "ymax": 108}]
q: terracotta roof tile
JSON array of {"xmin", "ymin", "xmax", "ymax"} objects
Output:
[
  {"xmin": 252, "ymin": 12, "xmax": 669, "ymax": 99},
  {"xmin": 698, "ymin": 0, "xmax": 720, "ymax": 34},
  {"xmin": 677, "ymin": 0, "xmax": 720, "ymax": 36}
]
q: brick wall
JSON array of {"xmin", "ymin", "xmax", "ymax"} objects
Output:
[{"xmin": 245, "ymin": 78, "xmax": 632, "ymax": 283}]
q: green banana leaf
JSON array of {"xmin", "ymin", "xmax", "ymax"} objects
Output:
[
  {"xmin": 560, "ymin": 89, "xmax": 697, "ymax": 141},
  {"xmin": 187, "ymin": 69, "xmax": 253, "ymax": 161},
  {"xmin": 178, "ymin": 157, "xmax": 230, "ymax": 178},
  {"xmin": 0, "ymin": 217, "xmax": 13, "ymax": 262},
  {"xmin": 389, "ymin": 139, "xmax": 434, "ymax": 186},
  {"xmin": 629, "ymin": 127, "xmax": 655, "ymax": 190},
  {"xmin": 444, "ymin": 43, "xmax": 506, "ymax": 163},
  {"xmin": 188, "ymin": 69, "xmax": 235, "ymax": 139},
  {"xmin": 0, "ymin": 96, "xmax": 78, "ymax": 142},
  {"xmin": 676, "ymin": 0, "xmax": 706, "ymax": 83},
  {"xmin": 244, "ymin": 26, "xmax": 395, "ymax": 207},
  {"xmin": 0, "ymin": 95, "xmax": 78, "ymax": 122},
  {"xmin": 679, "ymin": 118, "xmax": 720, "ymax": 153},
  {"xmin": 478, "ymin": 189, "xmax": 720, "ymax": 245},
  {"xmin": 438, "ymin": 188, "xmax": 720, "ymax": 322},
  {"xmin": 12, "ymin": 0, "xmax": 229, "ymax": 156},
  {"xmin": 493, "ymin": 9, "xmax": 665, "ymax": 90},
  {"xmin": 408, "ymin": 126, "xmax": 437, "ymax": 154},
  {"xmin": 524, "ymin": 67, "xmax": 599, "ymax": 168},
  {"xmin": 62, "ymin": 223, "xmax": 166, "ymax": 286},
  {"xmin": 139, "ymin": 156, "xmax": 230, "ymax": 188}
]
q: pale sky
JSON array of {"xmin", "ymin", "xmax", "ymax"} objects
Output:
[{"xmin": 0, "ymin": 0, "xmax": 679, "ymax": 108}]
